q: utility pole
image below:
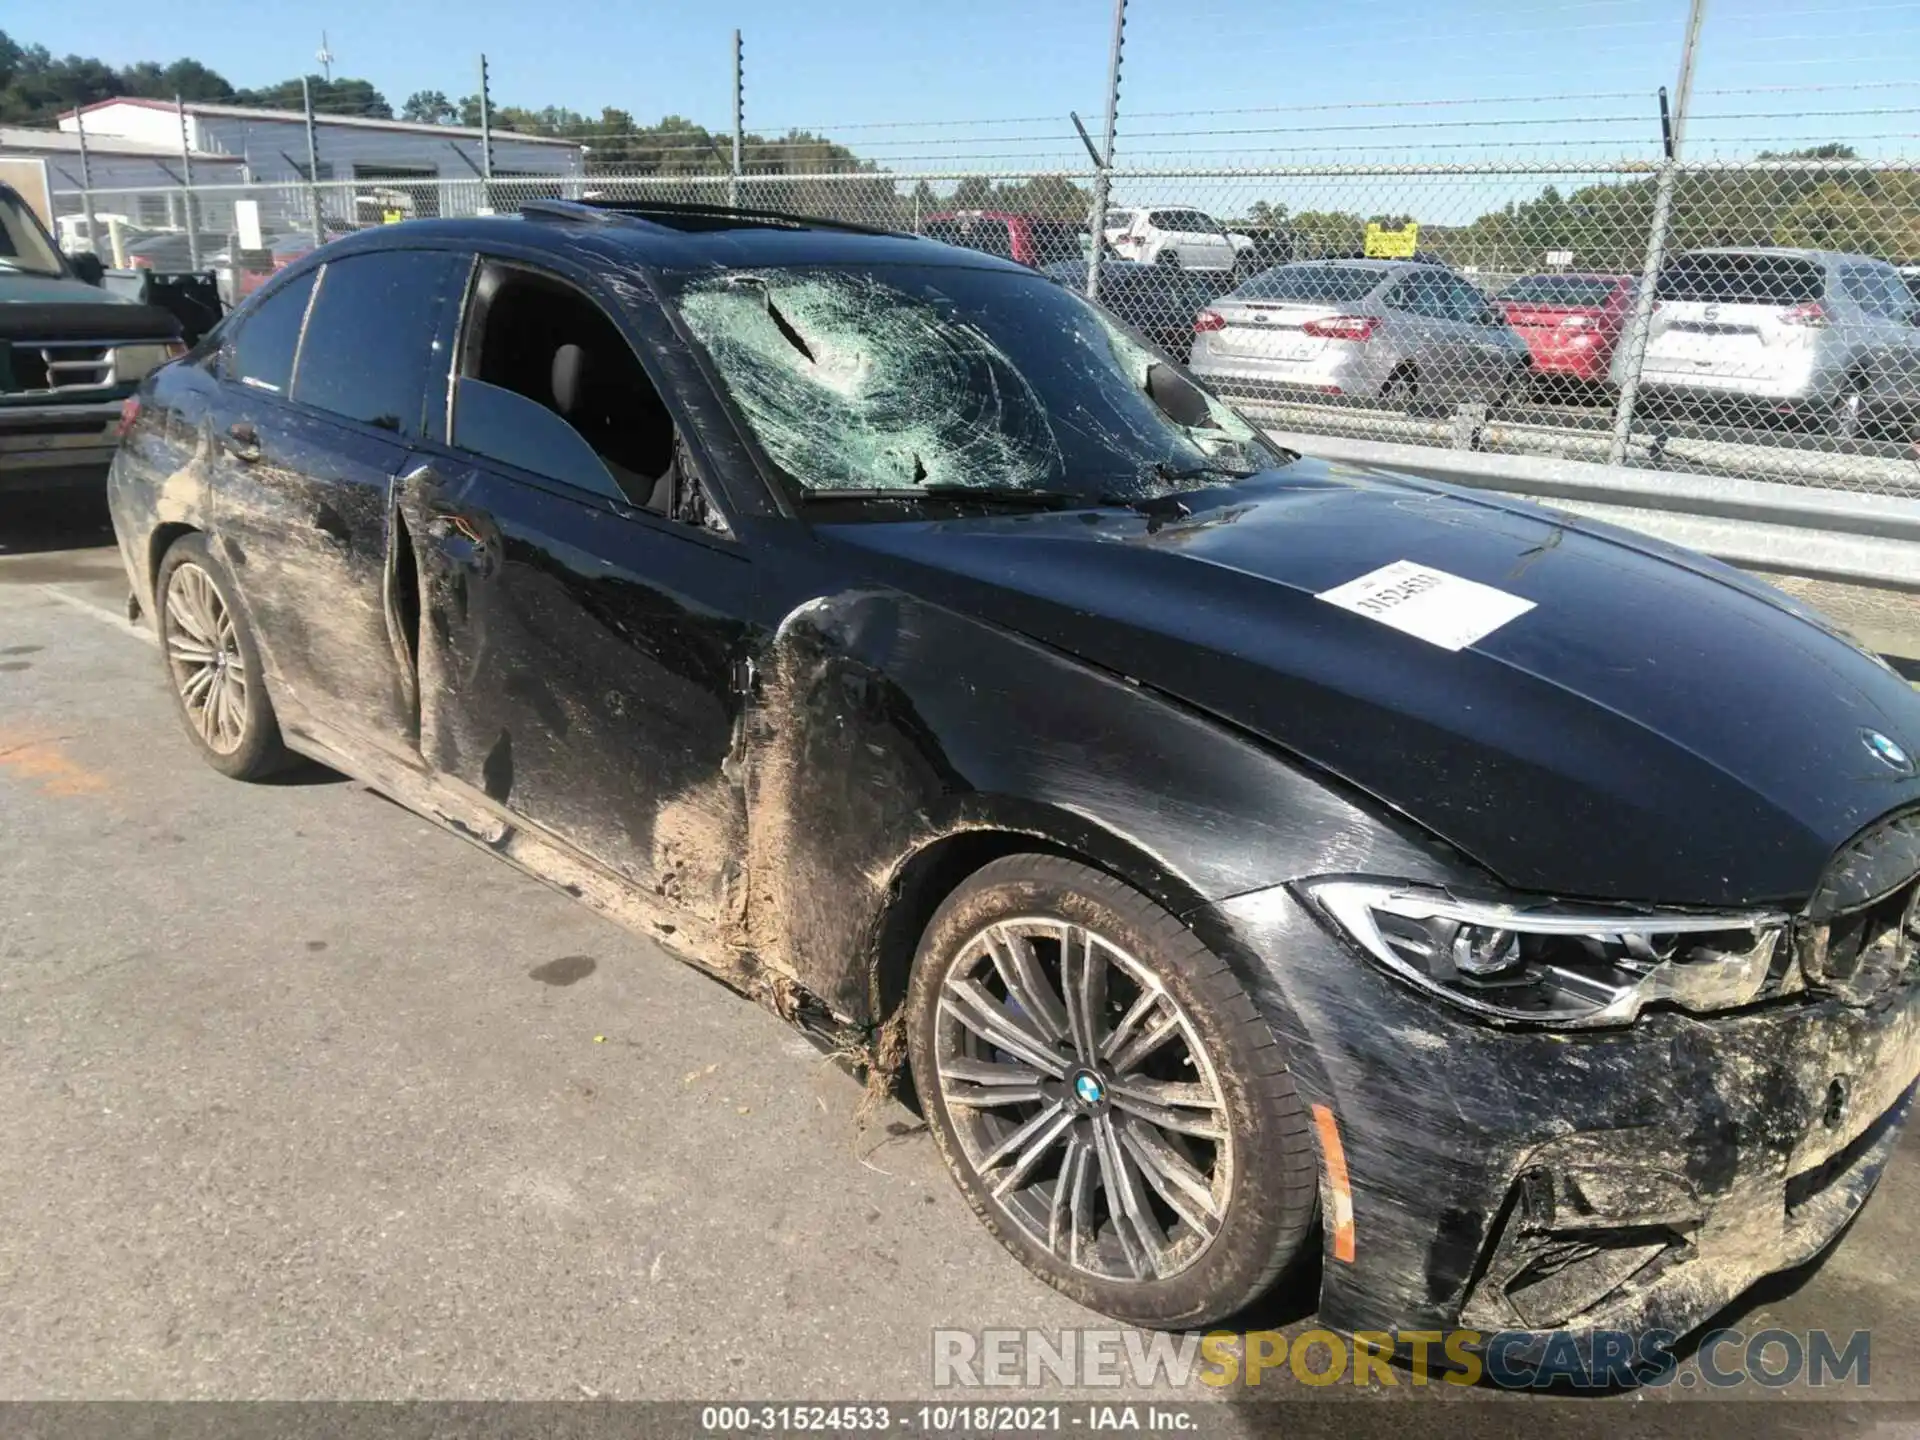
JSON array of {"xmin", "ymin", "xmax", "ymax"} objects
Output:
[
  {"xmin": 74, "ymin": 109, "xmax": 96, "ymax": 256},
  {"xmin": 302, "ymin": 76, "xmax": 324, "ymax": 246},
  {"xmin": 1084, "ymin": 0, "xmax": 1127, "ymax": 302},
  {"xmin": 478, "ymin": 51, "xmax": 495, "ymax": 215},
  {"xmin": 317, "ymin": 31, "xmax": 335, "ymax": 84},
  {"xmin": 1609, "ymin": 0, "xmax": 1707, "ymax": 465},
  {"xmin": 730, "ymin": 29, "xmax": 745, "ymax": 211},
  {"xmin": 177, "ymin": 95, "xmax": 200, "ymax": 271}
]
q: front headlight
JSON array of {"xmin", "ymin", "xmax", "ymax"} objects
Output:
[{"xmin": 1300, "ymin": 879, "xmax": 1789, "ymax": 1028}]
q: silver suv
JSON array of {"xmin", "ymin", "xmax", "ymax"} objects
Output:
[
  {"xmin": 1614, "ymin": 247, "xmax": 1920, "ymax": 438},
  {"xmin": 1187, "ymin": 260, "xmax": 1532, "ymax": 409}
]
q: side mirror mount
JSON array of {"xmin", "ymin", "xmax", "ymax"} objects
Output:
[{"xmin": 69, "ymin": 251, "xmax": 105, "ymax": 287}]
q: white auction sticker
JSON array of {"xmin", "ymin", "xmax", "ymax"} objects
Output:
[{"xmin": 1316, "ymin": 559, "xmax": 1535, "ymax": 652}]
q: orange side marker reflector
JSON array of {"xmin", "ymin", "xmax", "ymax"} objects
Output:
[{"xmin": 1310, "ymin": 1103, "xmax": 1356, "ymax": 1264}]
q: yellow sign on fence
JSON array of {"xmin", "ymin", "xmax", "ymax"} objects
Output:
[{"xmin": 1364, "ymin": 222, "xmax": 1419, "ymax": 258}]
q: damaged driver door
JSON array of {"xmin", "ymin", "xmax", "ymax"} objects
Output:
[{"xmin": 399, "ymin": 256, "xmax": 759, "ymax": 926}]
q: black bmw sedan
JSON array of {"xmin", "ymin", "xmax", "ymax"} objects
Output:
[{"xmin": 108, "ymin": 201, "xmax": 1920, "ymax": 1345}]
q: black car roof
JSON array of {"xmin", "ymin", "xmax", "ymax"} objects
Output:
[{"xmin": 319, "ymin": 200, "xmax": 1036, "ymax": 276}]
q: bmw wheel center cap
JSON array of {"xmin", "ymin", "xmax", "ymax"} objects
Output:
[{"xmin": 1073, "ymin": 1072, "xmax": 1107, "ymax": 1107}]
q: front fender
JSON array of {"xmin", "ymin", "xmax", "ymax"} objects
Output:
[{"xmin": 742, "ymin": 581, "xmax": 1468, "ymax": 1019}]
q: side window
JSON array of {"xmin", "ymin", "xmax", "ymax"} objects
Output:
[
  {"xmin": 1387, "ymin": 272, "xmax": 1443, "ymax": 318},
  {"xmin": 1864, "ymin": 268, "xmax": 1909, "ymax": 318},
  {"xmin": 227, "ymin": 268, "xmax": 317, "ymax": 394},
  {"xmin": 1441, "ymin": 276, "xmax": 1492, "ymax": 323},
  {"xmin": 1839, "ymin": 266, "xmax": 1875, "ymax": 307},
  {"xmin": 292, "ymin": 250, "xmax": 466, "ymax": 436},
  {"xmin": 454, "ymin": 264, "xmax": 682, "ymax": 513}
]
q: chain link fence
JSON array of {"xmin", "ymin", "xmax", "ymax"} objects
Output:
[{"xmin": 45, "ymin": 88, "xmax": 1920, "ymax": 503}]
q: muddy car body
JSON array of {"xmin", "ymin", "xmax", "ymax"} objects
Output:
[{"xmin": 108, "ymin": 202, "xmax": 1920, "ymax": 1345}]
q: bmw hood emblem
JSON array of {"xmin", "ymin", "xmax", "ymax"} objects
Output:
[
  {"xmin": 1073, "ymin": 1073, "xmax": 1106, "ymax": 1106},
  {"xmin": 1863, "ymin": 729, "xmax": 1914, "ymax": 773}
]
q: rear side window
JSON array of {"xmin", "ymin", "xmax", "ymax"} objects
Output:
[
  {"xmin": 1656, "ymin": 253, "xmax": 1822, "ymax": 305},
  {"xmin": 1840, "ymin": 265, "xmax": 1910, "ymax": 317},
  {"xmin": 1151, "ymin": 209, "xmax": 1223, "ymax": 235},
  {"xmin": 1233, "ymin": 265, "xmax": 1382, "ymax": 305},
  {"xmin": 227, "ymin": 268, "xmax": 317, "ymax": 394},
  {"xmin": 292, "ymin": 250, "xmax": 466, "ymax": 436}
]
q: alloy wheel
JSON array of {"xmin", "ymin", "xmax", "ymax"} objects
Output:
[
  {"xmin": 932, "ymin": 917, "xmax": 1233, "ymax": 1283},
  {"xmin": 163, "ymin": 562, "xmax": 249, "ymax": 755}
]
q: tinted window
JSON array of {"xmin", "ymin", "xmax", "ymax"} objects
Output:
[
  {"xmin": 1437, "ymin": 275, "xmax": 1494, "ymax": 322},
  {"xmin": 1236, "ymin": 265, "xmax": 1383, "ymax": 305},
  {"xmin": 292, "ymin": 250, "xmax": 463, "ymax": 436},
  {"xmin": 1656, "ymin": 253, "xmax": 1822, "ymax": 305},
  {"xmin": 228, "ymin": 268, "xmax": 317, "ymax": 394},
  {"xmin": 1499, "ymin": 275, "xmax": 1623, "ymax": 306},
  {"xmin": 669, "ymin": 265, "xmax": 1282, "ymax": 501},
  {"xmin": 1385, "ymin": 271, "xmax": 1449, "ymax": 318},
  {"xmin": 1151, "ymin": 209, "xmax": 1223, "ymax": 234},
  {"xmin": 1028, "ymin": 222, "xmax": 1090, "ymax": 266},
  {"xmin": 1841, "ymin": 265, "xmax": 1909, "ymax": 317}
]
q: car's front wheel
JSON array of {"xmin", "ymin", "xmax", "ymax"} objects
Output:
[
  {"xmin": 156, "ymin": 533, "xmax": 293, "ymax": 780},
  {"xmin": 906, "ymin": 854, "xmax": 1319, "ymax": 1328}
]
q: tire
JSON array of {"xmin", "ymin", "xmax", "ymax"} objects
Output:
[
  {"xmin": 906, "ymin": 854, "xmax": 1319, "ymax": 1329},
  {"xmin": 1380, "ymin": 365, "xmax": 1418, "ymax": 409},
  {"xmin": 155, "ymin": 532, "xmax": 294, "ymax": 781}
]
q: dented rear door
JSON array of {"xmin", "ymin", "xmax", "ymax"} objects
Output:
[{"xmin": 214, "ymin": 249, "xmax": 467, "ymax": 757}]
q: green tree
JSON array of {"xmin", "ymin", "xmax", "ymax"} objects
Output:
[
  {"xmin": 234, "ymin": 74, "xmax": 392, "ymax": 118},
  {"xmin": 402, "ymin": 89, "xmax": 458, "ymax": 125}
]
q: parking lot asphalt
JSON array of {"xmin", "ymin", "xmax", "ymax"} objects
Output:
[{"xmin": 3, "ymin": 495, "xmax": 1920, "ymax": 1422}]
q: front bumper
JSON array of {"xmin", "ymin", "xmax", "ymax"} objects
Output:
[
  {"xmin": 0, "ymin": 398, "xmax": 124, "ymax": 493},
  {"xmin": 1201, "ymin": 885, "xmax": 1920, "ymax": 1345}
]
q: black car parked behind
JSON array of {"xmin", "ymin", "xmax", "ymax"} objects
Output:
[{"xmin": 108, "ymin": 202, "xmax": 1920, "ymax": 1341}]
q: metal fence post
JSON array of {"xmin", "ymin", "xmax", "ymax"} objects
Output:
[
  {"xmin": 302, "ymin": 77, "xmax": 324, "ymax": 245},
  {"xmin": 177, "ymin": 95, "xmax": 200, "ymax": 271},
  {"xmin": 1608, "ymin": 0, "xmax": 1708, "ymax": 465},
  {"xmin": 1084, "ymin": 0, "xmax": 1127, "ymax": 303},
  {"xmin": 74, "ymin": 109, "xmax": 96, "ymax": 257},
  {"xmin": 478, "ymin": 53, "xmax": 495, "ymax": 215},
  {"xmin": 730, "ymin": 29, "xmax": 744, "ymax": 211}
]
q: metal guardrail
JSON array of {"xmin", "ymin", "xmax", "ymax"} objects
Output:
[{"xmin": 1261, "ymin": 426, "xmax": 1920, "ymax": 593}]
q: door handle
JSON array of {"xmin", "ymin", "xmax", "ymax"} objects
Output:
[{"xmin": 221, "ymin": 420, "xmax": 261, "ymax": 463}]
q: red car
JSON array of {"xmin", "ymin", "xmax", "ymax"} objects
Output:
[
  {"xmin": 921, "ymin": 211, "xmax": 1090, "ymax": 269},
  {"xmin": 1496, "ymin": 272, "xmax": 1636, "ymax": 387}
]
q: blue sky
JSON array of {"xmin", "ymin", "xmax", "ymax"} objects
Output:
[
  {"xmin": 10, "ymin": 0, "xmax": 1917, "ymax": 217},
  {"xmin": 10, "ymin": 0, "xmax": 1914, "ymax": 155}
]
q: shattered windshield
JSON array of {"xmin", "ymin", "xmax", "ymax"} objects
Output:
[{"xmin": 668, "ymin": 264, "xmax": 1280, "ymax": 502}]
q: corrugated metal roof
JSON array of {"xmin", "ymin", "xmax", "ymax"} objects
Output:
[
  {"xmin": 0, "ymin": 124, "xmax": 241, "ymax": 163},
  {"xmin": 62, "ymin": 98, "xmax": 583, "ymax": 149}
]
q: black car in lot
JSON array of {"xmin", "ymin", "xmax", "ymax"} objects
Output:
[
  {"xmin": 1040, "ymin": 259, "xmax": 1234, "ymax": 357},
  {"xmin": 109, "ymin": 201, "xmax": 1920, "ymax": 1343}
]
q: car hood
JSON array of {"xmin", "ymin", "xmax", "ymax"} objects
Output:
[
  {"xmin": 819, "ymin": 460, "xmax": 1920, "ymax": 907},
  {"xmin": 0, "ymin": 272, "xmax": 137, "ymax": 305},
  {"xmin": 0, "ymin": 272, "xmax": 179, "ymax": 345}
]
